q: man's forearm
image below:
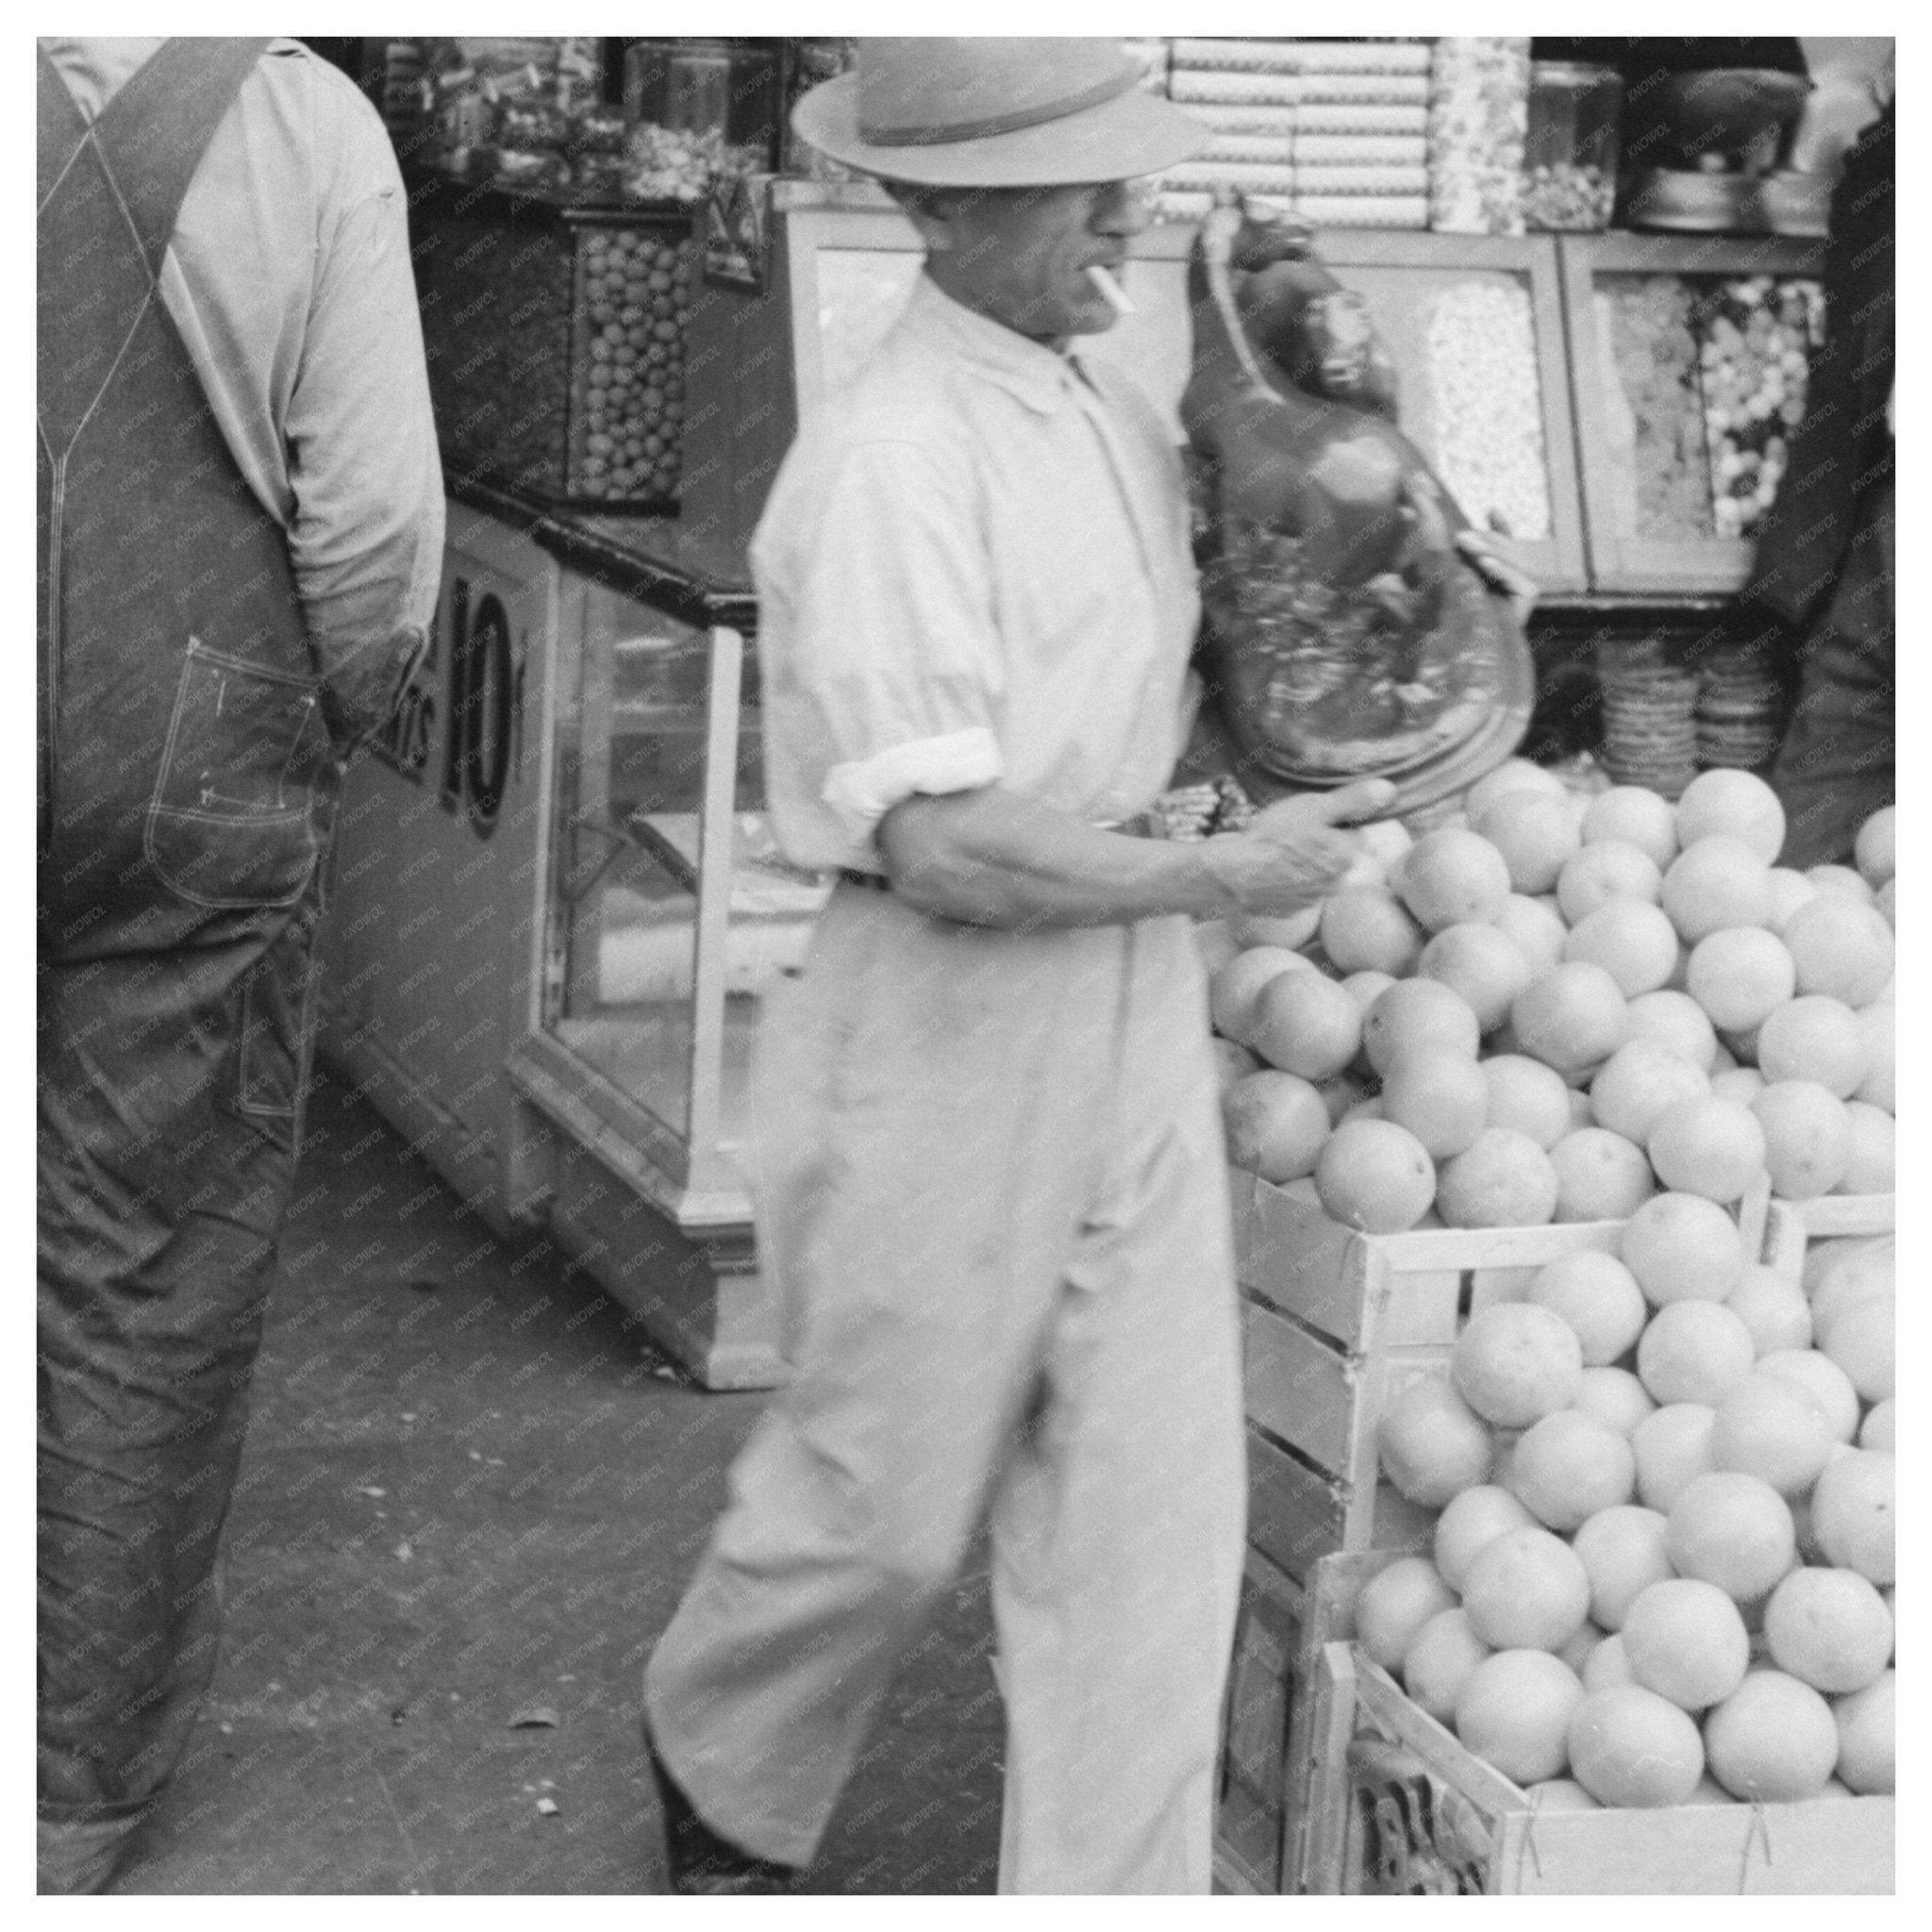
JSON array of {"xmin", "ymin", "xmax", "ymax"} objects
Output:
[{"xmin": 877, "ymin": 788, "xmax": 1240, "ymax": 930}]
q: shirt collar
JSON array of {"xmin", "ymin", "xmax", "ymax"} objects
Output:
[{"xmin": 900, "ymin": 274, "xmax": 1090, "ymax": 417}]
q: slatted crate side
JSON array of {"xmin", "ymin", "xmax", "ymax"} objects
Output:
[
  {"xmin": 1245, "ymin": 1426, "xmax": 1432, "ymax": 1584},
  {"xmin": 1215, "ymin": 1548, "xmax": 1402, "ymax": 1897},
  {"xmin": 1785, "ymin": 1192, "xmax": 1895, "ymax": 1241},
  {"xmin": 1310, "ymin": 1645, "xmax": 1896, "ymax": 1896},
  {"xmin": 1237, "ymin": 1176, "xmax": 1363, "ymax": 1344}
]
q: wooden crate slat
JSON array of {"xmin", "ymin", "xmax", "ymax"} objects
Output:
[
  {"xmin": 1241, "ymin": 1178, "xmax": 1363, "ymax": 1342},
  {"xmin": 1242, "ymin": 1299, "xmax": 1354, "ymax": 1473},
  {"xmin": 1360, "ymin": 1256, "xmax": 1463, "ymax": 1349},
  {"xmin": 1246, "ymin": 1426, "xmax": 1344, "ymax": 1581},
  {"xmin": 1786, "ymin": 1192, "xmax": 1895, "ymax": 1241}
]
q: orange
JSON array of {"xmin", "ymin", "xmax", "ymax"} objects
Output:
[
  {"xmin": 1857, "ymin": 1396, "xmax": 1895, "ymax": 1452},
  {"xmin": 1820, "ymin": 1292, "xmax": 1894, "ymax": 1403},
  {"xmin": 1452, "ymin": 1303, "xmax": 1584, "ymax": 1427},
  {"xmin": 1318, "ymin": 888, "xmax": 1426, "ymax": 977},
  {"xmin": 1467, "ymin": 758, "xmax": 1570, "ymax": 820},
  {"xmin": 1512, "ymin": 963, "xmax": 1629, "ymax": 1077},
  {"xmin": 1711, "ymin": 1370, "xmax": 1836, "ymax": 1497},
  {"xmin": 1643, "ymin": 1095, "xmax": 1767, "ymax": 1205},
  {"xmin": 1704, "ymin": 1672, "xmax": 1839, "ymax": 1801},
  {"xmin": 1557, "ymin": 841, "xmax": 1665, "ymax": 925},
  {"xmin": 1208, "ymin": 945, "xmax": 1303, "ymax": 1041},
  {"xmin": 1223, "ymin": 1071, "xmax": 1331, "ymax": 1184},
  {"xmin": 1838, "ymin": 1101, "xmax": 1894, "ymax": 1193},
  {"xmin": 1402, "ymin": 1607, "xmax": 1492, "ymax": 1724},
  {"xmin": 1507, "ymin": 1411, "xmax": 1637, "ymax": 1531},
  {"xmin": 1549, "ymin": 1127, "xmax": 1656, "ymax": 1223},
  {"xmin": 1455, "ymin": 1650, "xmax": 1585, "ymax": 1785},
  {"xmin": 1674, "ymin": 768, "xmax": 1786, "ymax": 863},
  {"xmin": 1757, "ymin": 1349, "xmax": 1860, "ymax": 1443},
  {"xmin": 1436, "ymin": 1128, "xmax": 1560, "ymax": 1228},
  {"xmin": 1723, "ymin": 1266, "xmax": 1813, "ymax": 1356},
  {"xmin": 1233, "ymin": 906, "xmax": 1323, "ymax": 950},
  {"xmin": 1397, "ymin": 827, "xmax": 1514, "ymax": 932},
  {"xmin": 1765, "ymin": 866, "xmax": 1819, "ymax": 935},
  {"xmin": 1781, "ymin": 895, "xmax": 1894, "ymax": 1007},
  {"xmin": 1362, "ymin": 977, "xmax": 1481, "ymax": 1074},
  {"xmin": 1807, "ymin": 863, "xmax": 1874, "ymax": 904},
  {"xmin": 1710, "ymin": 1067, "xmax": 1766, "ymax": 1106},
  {"xmin": 1339, "ymin": 969, "xmax": 1396, "ymax": 1012},
  {"xmin": 1356, "ymin": 1555, "xmax": 1459, "ymax": 1673},
  {"xmin": 1475, "ymin": 790, "xmax": 1582, "ymax": 894},
  {"xmin": 1563, "ymin": 899, "xmax": 1678, "ymax": 999},
  {"xmin": 1660, "ymin": 836, "xmax": 1774, "ymax": 943},
  {"xmin": 1582, "ymin": 1633, "xmax": 1635, "ymax": 1692},
  {"xmin": 1833, "ymin": 1671, "xmax": 1895, "ymax": 1794},
  {"xmin": 1807, "ymin": 1240, "xmax": 1894, "ymax": 1335},
  {"xmin": 1620, "ymin": 1192, "xmax": 1745, "ymax": 1305},
  {"xmin": 1756, "ymin": 996, "xmax": 1865, "ymax": 1096},
  {"xmin": 1418, "ymin": 923, "xmax": 1533, "ymax": 1032},
  {"xmin": 1581, "ymin": 786, "xmax": 1679, "ymax": 871},
  {"xmin": 1211, "ymin": 1039, "xmax": 1263, "ymax": 1095},
  {"xmin": 1341, "ymin": 1095, "xmax": 1386, "ymax": 1125},
  {"xmin": 1567, "ymin": 1685, "xmax": 1705, "ymax": 1807},
  {"xmin": 1526, "ymin": 1777, "xmax": 1601, "ymax": 1812},
  {"xmin": 1480, "ymin": 1055, "xmax": 1573, "ymax": 1150},
  {"xmin": 1434, "ymin": 1483, "xmax": 1537, "ymax": 1591},
  {"xmin": 1381, "ymin": 1049, "xmax": 1490, "ymax": 1159},
  {"xmin": 1620, "ymin": 1577, "xmax": 1749, "ymax": 1710},
  {"xmin": 1874, "ymin": 876, "xmax": 1894, "ymax": 929},
  {"xmin": 1573, "ymin": 1366, "xmax": 1657, "ymax": 1438},
  {"xmin": 1637, "ymin": 1301, "xmax": 1757, "ymax": 1407},
  {"xmin": 1751, "ymin": 1079, "xmax": 1852, "ymax": 1197},
  {"xmin": 1811, "ymin": 1450, "xmax": 1894, "ymax": 1586},
  {"xmin": 1246, "ymin": 969, "xmax": 1362, "ymax": 1081},
  {"xmin": 1852, "ymin": 1003, "xmax": 1893, "ymax": 1112},
  {"xmin": 1525, "ymin": 1251, "xmax": 1648, "ymax": 1366},
  {"xmin": 1572, "ymin": 1504, "xmax": 1673, "ymax": 1631},
  {"xmin": 1194, "ymin": 920, "xmax": 1241, "ymax": 977},
  {"xmin": 1459, "ymin": 1525, "xmax": 1592, "ymax": 1652},
  {"xmin": 1664, "ymin": 1470, "xmax": 1796, "ymax": 1601},
  {"xmin": 1684, "ymin": 926, "xmax": 1797, "ymax": 1031},
  {"xmin": 1854, "ymin": 806, "xmax": 1895, "ymax": 887},
  {"xmin": 1313, "ymin": 1118, "xmax": 1437, "ymax": 1234},
  {"xmin": 1492, "ymin": 893, "xmax": 1569, "ymax": 975},
  {"xmin": 1632, "ymin": 1403, "xmax": 1717, "ymax": 1512},
  {"xmin": 1376, "ymin": 1377, "xmax": 1494, "ymax": 1507},
  {"xmin": 1557, "ymin": 1620, "xmax": 1608, "ymax": 1677},
  {"xmin": 1763, "ymin": 1566, "xmax": 1893, "ymax": 1694},
  {"xmin": 1316, "ymin": 1072, "xmax": 1367, "ymax": 1126}
]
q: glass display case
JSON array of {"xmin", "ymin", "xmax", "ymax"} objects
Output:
[{"xmin": 1559, "ymin": 231, "xmax": 1826, "ymax": 591}]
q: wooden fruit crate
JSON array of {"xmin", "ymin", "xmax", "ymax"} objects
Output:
[
  {"xmin": 1304, "ymin": 1643, "xmax": 1894, "ymax": 1894},
  {"xmin": 1781, "ymin": 1192, "xmax": 1894, "ymax": 1241},
  {"xmin": 1232, "ymin": 1169, "xmax": 1796, "ymax": 1584},
  {"xmin": 1214, "ymin": 1549, "xmax": 1397, "ymax": 1896}
]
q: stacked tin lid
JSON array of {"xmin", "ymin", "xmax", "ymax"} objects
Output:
[
  {"xmin": 1694, "ymin": 647, "xmax": 1785, "ymax": 772},
  {"xmin": 1156, "ymin": 39, "xmax": 1432, "ymax": 226},
  {"xmin": 1596, "ymin": 641, "xmax": 1700, "ymax": 800}
]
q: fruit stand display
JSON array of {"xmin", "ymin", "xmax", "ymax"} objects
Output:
[{"xmin": 1209, "ymin": 770, "xmax": 1895, "ymax": 1892}]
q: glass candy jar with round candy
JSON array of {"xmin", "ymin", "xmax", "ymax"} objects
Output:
[
  {"xmin": 622, "ymin": 40, "xmax": 780, "ymax": 203},
  {"xmin": 1523, "ymin": 61, "xmax": 1623, "ymax": 231}
]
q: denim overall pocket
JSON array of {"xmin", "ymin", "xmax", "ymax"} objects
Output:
[{"xmin": 145, "ymin": 639, "xmax": 330, "ymax": 910}]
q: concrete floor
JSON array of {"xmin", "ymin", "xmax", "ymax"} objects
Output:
[{"xmin": 110, "ymin": 1070, "xmax": 1004, "ymax": 1894}]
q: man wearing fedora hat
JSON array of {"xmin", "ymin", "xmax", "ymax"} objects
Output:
[{"xmin": 641, "ymin": 39, "xmax": 1395, "ymax": 1894}]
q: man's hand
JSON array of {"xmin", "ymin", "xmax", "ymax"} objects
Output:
[
  {"xmin": 1456, "ymin": 528, "xmax": 1539, "ymax": 631},
  {"xmin": 1200, "ymin": 777, "xmax": 1398, "ymax": 916}
]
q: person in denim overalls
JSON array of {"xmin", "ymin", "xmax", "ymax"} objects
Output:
[{"xmin": 37, "ymin": 37, "xmax": 441, "ymax": 1892}]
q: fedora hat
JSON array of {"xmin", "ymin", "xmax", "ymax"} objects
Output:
[{"xmin": 791, "ymin": 38, "xmax": 1207, "ymax": 187}]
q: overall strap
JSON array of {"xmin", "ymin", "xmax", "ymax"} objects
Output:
[
  {"xmin": 36, "ymin": 43, "xmax": 90, "ymax": 208},
  {"xmin": 90, "ymin": 37, "xmax": 274, "ymax": 281}
]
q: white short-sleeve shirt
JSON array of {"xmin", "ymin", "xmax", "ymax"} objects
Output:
[{"xmin": 752, "ymin": 274, "xmax": 1203, "ymax": 875}]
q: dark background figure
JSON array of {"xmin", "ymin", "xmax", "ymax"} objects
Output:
[
  {"xmin": 1742, "ymin": 83, "xmax": 1894, "ymax": 866},
  {"xmin": 37, "ymin": 36, "xmax": 441, "ymax": 1892}
]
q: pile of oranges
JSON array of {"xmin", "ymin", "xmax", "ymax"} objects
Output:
[
  {"xmin": 1209, "ymin": 765, "xmax": 1894, "ymax": 1234},
  {"xmin": 1359, "ymin": 1228, "xmax": 1894, "ymax": 1807}
]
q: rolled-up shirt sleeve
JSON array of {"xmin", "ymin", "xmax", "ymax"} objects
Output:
[
  {"xmin": 284, "ymin": 106, "xmax": 444, "ymax": 747},
  {"xmin": 761, "ymin": 436, "xmax": 1006, "ymax": 865}
]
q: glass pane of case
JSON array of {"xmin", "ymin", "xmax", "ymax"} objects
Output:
[
  {"xmin": 1591, "ymin": 271, "xmax": 1824, "ymax": 546},
  {"xmin": 553, "ymin": 580, "xmax": 829, "ymax": 1182}
]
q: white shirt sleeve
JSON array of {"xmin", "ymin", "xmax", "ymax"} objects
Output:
[{"xmin": 763, "ymin": 435, "xmax": 1007, "ymax": 861}]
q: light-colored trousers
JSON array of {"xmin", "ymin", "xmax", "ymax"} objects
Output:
[{"xmin": 644, "ymin": 884, "xmax": 1246, "ymax": 1893}]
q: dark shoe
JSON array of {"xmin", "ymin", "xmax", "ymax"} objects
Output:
[{"xmin": 645, "ymin": 1725, "xmax": 802, "ymax": 1895}]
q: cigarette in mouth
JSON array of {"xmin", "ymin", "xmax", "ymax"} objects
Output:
[{"xmin": 1086, "ymin": 264, "xmax": 1136, "ymax": 316}]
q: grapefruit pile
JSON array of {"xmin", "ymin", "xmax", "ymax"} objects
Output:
[
  {"xmin": 1211, "ymin": 767, "xmax": 1895, "ymax": 1233},
  {"xmin": 1359, "ymin": 1231, "xmax": 1896, "ymax": 1807}
]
